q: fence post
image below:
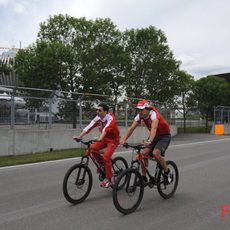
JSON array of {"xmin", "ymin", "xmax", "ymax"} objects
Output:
[
  {"xmin": 221, "ymin": 108, "xmax": 223, "ymax": 123},
  {"xmin": 79, "ymin": 97, "xmax": 82, "ymax": 129},
  {"xmin": 48, "ymin": 98, "xmax": 52, "ymax": 128},
  {"xmin": 228, "ymin": 110, "xmax": 230, "ymax": 124},
  {"xmin": 125, "ymin": 103, "xmax": 128, "ymax": 127},
  {"xmin": 10, "ymin": 91, "xmax": 15, "ymax": 155},
  {"xmin": 10, "ymin": 93, "xmax": 15, "ymax": 130},
  {"xmin": 214, "ymin": 106, "xmax": 216, "ymax": 124}
]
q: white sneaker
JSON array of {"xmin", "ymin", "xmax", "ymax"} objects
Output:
[
  {"xmin": 164, "ymin": 169, "xmax": 172, "ymax": 184},
  {"xmin": 100, "ymin": 179, "xmax": 112, "ymax": 188}
]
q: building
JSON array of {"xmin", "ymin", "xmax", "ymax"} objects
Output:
[
  {"xmin": 212, "ymin": 72, "xmax": 230, "ymax": 83},
  {"xmin": 0, "ymin": 47, "xmax": 19, "ymax": 86}
]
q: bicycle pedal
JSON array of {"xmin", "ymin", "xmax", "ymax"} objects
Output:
[
  {"xmin": 148, "ymin": 182, "xmax": 154, "ymax": 188},
  {"xmin": 143, "ymin": 181, "xmax": 149, "ymax": 187}
]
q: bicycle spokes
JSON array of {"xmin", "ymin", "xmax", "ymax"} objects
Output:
[
  {"xmin": 113, "ymin": 169, "xmax": 144, "ymax": 214},
  {"xmin": 63, "ymin": 164, "xmax": 93, "ymax": 204},
  {"xmin": 112, "ymin": 157, "xmax": 128, "ymax": 180},
  {"xmin": 157, "ymin": 160, "xmax": 179, "ymax": 199}
]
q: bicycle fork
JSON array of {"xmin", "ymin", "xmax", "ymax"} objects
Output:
[{"xmin": 76, "ymin": 156, "xmax": 89, "ymax": 185}]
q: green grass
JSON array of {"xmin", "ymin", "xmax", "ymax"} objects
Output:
[
  {"xmin": 0, "ymin": 148, "xmax": 85, "ymax": 168},
  {"xmin": 178, "ymin": 126, "xmax": 212, "ymax": 134}
]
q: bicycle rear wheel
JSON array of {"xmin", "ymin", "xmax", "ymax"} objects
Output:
[
  {"xmin": 112, "ymin": 156, "xmax": 128, "ymax": 181},
  {"xmin": 157, "ymin": 160, "xmax": 179, "ymax": 199},
  {"xmin": 113, "ymin": 168, "xmax": 144, "ymax": 214},
  {"xmin": 63, "ymin": 164, "xmax": 93, "ymax": 204}
]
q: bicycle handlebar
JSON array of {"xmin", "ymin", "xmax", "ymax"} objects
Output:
[
  {"xmin": 122, "ymin": 143, "xmax": 145, "ymax": 151},
  {"xmin": 74, "ymin": 138, "xmax": 96, "ymax": 147}
]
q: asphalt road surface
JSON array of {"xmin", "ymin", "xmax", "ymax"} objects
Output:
[{"xmin": 0, "ymin": 134, "xmax": 230, "ymax": 230}]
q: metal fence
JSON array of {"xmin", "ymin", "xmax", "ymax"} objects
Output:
[
  {"xmin": 0, "ymin": 85, "xmax": 176, "ymax": 130},
  {"xmin": 214, "ymin": 106, "xmax": 230, "ymax": 124}
]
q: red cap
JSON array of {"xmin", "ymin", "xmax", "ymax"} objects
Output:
[{"xmin": 135, "ymin": 100, "xmax": 150, "ymax": 109}]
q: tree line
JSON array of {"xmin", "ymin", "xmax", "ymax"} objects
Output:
[{"xmin": 1, "ymin": 14, "xmax": 230, "ymax": 130}]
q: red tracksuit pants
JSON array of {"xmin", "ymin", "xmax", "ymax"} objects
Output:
[{"xmin": 90, "ymin": 137, "xmax": 119, "ymax": 181}]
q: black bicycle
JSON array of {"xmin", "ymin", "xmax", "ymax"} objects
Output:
[
  {"xmin": 63, "ymin": 139, "xmax": 128, "ymax": 204},
  {"xmin": 112, "ymin": 143, "xmax": 179, "ymax": 214}
]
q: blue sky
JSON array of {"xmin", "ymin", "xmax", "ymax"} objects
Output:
[{"xmin": 0, "ymin": 0, "xmax": 230, "ymax": 79}]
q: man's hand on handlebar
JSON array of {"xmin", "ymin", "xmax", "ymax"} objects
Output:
[
  {"xmin": 143, "ymin": 140, "xmax": 151, "ymax": 147},
  {"xmin": 122, "ymin": 143, "xmax": 129, "ymax": 148},
  {"xmin": 73, "ymin": 136, "xmax": 81, "ymax": 142},
  {"xmin": 120, "ymin": 140, "xmax": 126, "ymax": 145},
  {"xmin": 95, "ymin": 137, "xmax": 102, "ymax": 142}
]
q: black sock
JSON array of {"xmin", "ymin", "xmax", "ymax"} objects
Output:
[
  {"xmin": 165, "ymin": 168, "xmax": 170, "ymax": 174},
  {"xmin": 142, "ymin": 175, "xmax": 148, "ymax": 182}
]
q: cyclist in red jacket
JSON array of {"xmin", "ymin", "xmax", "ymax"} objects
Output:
[
  {"xmin": 73, "ymin": 103, "xmax": 120, "ymax": 188},
  {"xmin": 120, "ymin": 99, "xmax": 172, "ymax": 184}
]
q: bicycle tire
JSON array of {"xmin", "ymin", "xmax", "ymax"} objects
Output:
[
  {"xmin": 63, "ymin": 163, "xmax": 93, "ymax": 204},
  {"xmin": 157, "ymin": 160, "xmax": 179, "ymax": 199},
  {"xmin": 113, "ymin": 168, "xmax": 144, "ymax": 214},
  {"xmin": 112, "ymin": 156, "xmax": 128, "ymax": 181}
]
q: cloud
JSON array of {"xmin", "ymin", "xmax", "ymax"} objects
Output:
[
  {"xmin": 0, "ymin": 0, "xmax": 230, "ymax": 79},
  {"xmin": 0, "ymin": 0, "xmax": 10, "ymax": 5}
]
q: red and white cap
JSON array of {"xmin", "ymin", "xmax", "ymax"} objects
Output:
[{"xmin": 135, "ymin": 100, "xmax": 150, "ymax": 109}]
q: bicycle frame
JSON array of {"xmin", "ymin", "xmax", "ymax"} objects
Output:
[
  {"xmin": 79, "ymin": 140, "xmax": 105, "ymax": 175},
  {"xmin": 126, "ymin": 144, "xmax": 162, "ymax": 188},
  {"xmin": 78, "ymin": 140, "xmax": 126, "ymax": 178}
]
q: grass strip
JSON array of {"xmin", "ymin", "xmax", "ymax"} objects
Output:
[{"xmin": 0, "ymin": 148, "xmax": 85, "ymax": 167}]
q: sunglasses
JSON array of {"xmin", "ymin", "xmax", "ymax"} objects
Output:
[{"xmin": 96, "ymin": 109, "xmax": 102, "ymax": 112}]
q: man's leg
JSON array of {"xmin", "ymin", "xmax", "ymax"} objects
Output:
[
  {"xmin": 102, "ymin": 142, "xmax": 118, "ymax": 182},
  {"xmin": 153, "ymin": 148, "xmax": 168, "ymax": 172},
  {"xmin": 152, "ymin": 135, "xmax": 171, "ymax": 173},
  {"xmin": 153, "ymin": 148, "xmax": 172, "ymax": 184},
  {"xmin": 141, "ymin": 148, "xmax": 150, "ymax": 177},
  {"xmin": 90, "ymin": 141, "xmax": 106, "ymax": 164}
]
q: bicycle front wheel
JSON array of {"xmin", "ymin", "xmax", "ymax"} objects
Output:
[
  {"xmin": 157, "ymin": 160, "xmax": 179, "ymax": 199},
  {"xmin": 113, "ymin": 168, "xmax": 144, "ymax": 214},
  {"xmin": 63, "ymin": 164, "xmax": 93, "ymax": 204}
]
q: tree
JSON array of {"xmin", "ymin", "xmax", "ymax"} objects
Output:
[
  {"xmin": 173, "ymin": 70, "xmax": 196, "ymax": 133},
  {"xmin": 193, "ymin": 76, "xmax": 230, "ymax": 131},
  {"xmin": 122, "ymin": 26, "xmax": 180, "ymax": 103},
  {"xmin": 77, "ymin": 18, "xmax": 131, "ymax": 113},
  {"xmin": 14, "ymin": 14, "xmax": 131, "ymax": 125},
  {"xmin": 15, "ymin": 41, "xmax": 71, "ymax": 90},
  {"xmin": 14, "ymin": 41, "xmax": 74, "ymax": 118},
  {"xmin": 37, "ymin": 15, "xmax": 130, "ymax": 97}
]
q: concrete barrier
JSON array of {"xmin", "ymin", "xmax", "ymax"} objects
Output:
[{"xmin": 0, "ymin": 125, "xmax": 177, "ymax": 156}]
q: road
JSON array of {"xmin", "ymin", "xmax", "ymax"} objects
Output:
[{"xmin": 0, "ymin": 134, "xmax": 230, "ymax": 230}]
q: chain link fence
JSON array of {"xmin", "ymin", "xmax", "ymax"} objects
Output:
[{"xmin": 0, "ymin": 85, "xmax": 176, "ymax": 130}]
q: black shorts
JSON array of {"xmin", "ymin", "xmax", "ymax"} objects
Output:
[{"xmin": 148, "ymin": 134, "xmax": 171, "ymax": 157}]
